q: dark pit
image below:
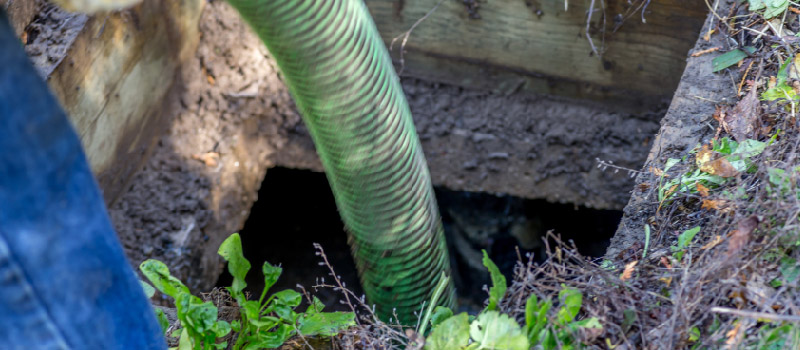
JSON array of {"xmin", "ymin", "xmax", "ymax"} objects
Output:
[{"xmin": 218, "ymin": 167, "xmax": 622, "ymax": 312}]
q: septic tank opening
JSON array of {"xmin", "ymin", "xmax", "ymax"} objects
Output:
[{"xmin": 218, "ymin": 167, "xmax": 622, "ymax": 311}]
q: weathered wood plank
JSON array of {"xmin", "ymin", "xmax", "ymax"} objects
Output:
[
  {"xmin": 41, "ymin": 0, "xmax": 203, "ymax": 203},
  {"xmin": 365, "ymin": 0, "xmax": 707, "ymax": 109},
  {"xmin": 2, "ymin": 0, "xmax": 38, "ymax": 36}
]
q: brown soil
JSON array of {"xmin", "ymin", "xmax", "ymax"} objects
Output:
[
  {"xmin": 278, "ymin": 81, "xmax": 664, "ymax": 210},
  {"xmin": 109, "ymin": 0, "xmax": 302, "ymax": 292},
  {"xmin": 107, "ymin": 0, "xmax": 664, "ymax": 292}
]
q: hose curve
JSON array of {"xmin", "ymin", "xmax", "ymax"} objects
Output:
[{"xmin": 224, "ymin": 0, "xmax": 455, "ymax": 323}]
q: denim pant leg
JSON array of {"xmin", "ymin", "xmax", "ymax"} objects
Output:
[{"xmin": 0, "ymin": 9, "xmax": 166, "ymax": 350}]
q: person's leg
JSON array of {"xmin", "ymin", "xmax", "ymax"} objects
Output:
[{"xmin": 0, "ymin": 9, "xmax": 165, "ymax": 349}]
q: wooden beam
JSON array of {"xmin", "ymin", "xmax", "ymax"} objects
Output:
[
  {"xmin": 365, "ymin": 0, "xmax": 707, "ymax": 109},
  {"xmin": 42, "ymin": 0, "xmax": 203, "ymax": 204},
  {"xmin": 2, "ymin": 0, "xmax": 38, "ymax": 36}
]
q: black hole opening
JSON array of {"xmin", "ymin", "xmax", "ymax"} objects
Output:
[{"xmin": 217, "ymin": 167, "xmax": 622, "ymax": 311}]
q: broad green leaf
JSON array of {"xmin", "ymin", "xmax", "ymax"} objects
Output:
[
  {"xmin": 231, "ymin": 320, "xmax": 241, "ymax": 332},
  {"xmin": 482, "ymin": 250, "xmax": 507, "ymax": 311},
  {"xmin": 218, "ymin": 233, "xmax": 251, "ymax": 298},
  {"xmin": 247, "ymin": 315, "xmax": 279, "ymax": 329},
  {"xmin": 749, "ymin": 0, "xmax": 766, "ymax": 10},
  {"xmin": 677, "ymin": 226, "xmax": 701, "ymax": 250},
  {"xmin": 212, "ymin": 320, "xmax": 232, "ymax": 338},
  {"xmin": 713, "ymin": 137, "xmax": 738, "ymax": 155},
  {"xmin": 140, "ymin": 259, "xmax": 190, "ymax": 299},
  {"xmin": 271, "ymin": 289, "xmax": 302, "ymax": 321},
  {"xmin": 298, "ymin": 312, "xmax": 355, "ymax": 336},
  {"xmin": 185, "ymin": 301, "xmax": 219, "ymax": 333},
  {"xmin": 140, "ymin": 280, "xmax": 156, "ymax": 299},
  {"xmin": 764, "ymin": 0, "xmax": 789, "ymax": 18},
  {"xmin": 305, "ymin": 296, "xmax": 325, "ymax": 315},
  {"xmin": 431, "ymin": 306, "xmax": 455, "ymax": 328},
  {"xmin": 155, "ymin": 308, "xmax": 170, "ymax": 335},
  {"xmin": 572, "ymin": 317, "xmax": 602, "ymax": 330},
  {"xmin": 762, "ymin": 83, "xmax": 796, "ymax": 101},
  {"xmin": 425, "ymin": 312, "xmax": 470, "ymax": 350},
  {"xmin": 712, "ymin": 47, "xmax": 755, "ymax": 72},
  {"xmin": 763, "ymin": 57, "xmax": 796, "ymax": 101},
  {"xmin": 734, "ymin": 139, "xmax": 767, "ymax": 158},
  {"xmin": 260, "ymin": 261, "xmax": 283, "ymax": 303},
  {"xmin": 272, "ymin": 289, "xmax": 302, "ymax": 307},
  {"xmin": 241, "ymin": 300, "xmax": 261, "ymax": 323},
  {"xmin": 556, "ymin": 287, "xmax": 582, "ymax": 325},
  {"xmin": 469, "ymin": 311, "xmax": 529, "ymax": 350},
  {"xmin": 689, "ymin": 326, "xmax": 701, "ymax": 342},
  {"xmin": 664, "ymin": 158, "xmax": 681, "ymax": 172},
  {"xmin": 243, "ymin": 323, "xmax": 293, "ymax": 350},
  {"xmin": 177, "ymin": 328, "xmax": 192, "ymax": 350}
]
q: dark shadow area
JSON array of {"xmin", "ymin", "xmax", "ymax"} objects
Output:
[
  {"xmin": 436, "ymin": 189, "xmax": 621, "ymax": 311},
  {"xmin": 216, "ymin": 167, "xmax": 361, "ymax": 311},
  {"xmin": 219, "ymin": 167, "xmax": 622, "ymax": 312}
]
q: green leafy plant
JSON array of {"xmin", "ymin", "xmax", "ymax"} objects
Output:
[
  {"xmin": 423, "ymin": 253, "xmax": 600, "ymax": 350},
  {"xmin": 140, "ymin": 260, "xmax": 232, "ymax": 350},
  {"xmin": 525, "ymin": 286, "xmax": 601, "ymax": 350},
  {"xmin": 712, "ymin": 47, "xmax": 756, "ymax": 72},
  {"xmin": 747, "ymin": 0, "xmax": 790, "ymax": 19},
  {"xmin": 140, "ymin": 233, "xmax": 354, "ymax": 350},
  {"xmin": 671, "ymin": 226, "xmax": 701, "ymax": 262},
  {"xmin": 762, "ymin": 57, "xmax": 798, "ymax": 102},
  {"xmin": 658, "ymin": 137, "xmax": 769, "ymax": 202},
  {"xmin": 482, "ymin": 250, "xmax": 506, "ymax": 312}
]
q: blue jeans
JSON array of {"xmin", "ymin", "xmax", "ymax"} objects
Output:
[{"xmin": 0, "ymin": 9, "xmax": 165, "ymax": 349}]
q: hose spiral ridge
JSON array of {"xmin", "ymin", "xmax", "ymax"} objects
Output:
[{"xmin": 225, "ymin": 0, "xmax": 455, "ymax": 323}]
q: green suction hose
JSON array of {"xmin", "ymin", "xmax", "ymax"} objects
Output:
[{"xmin": 224, "ymin": 0, "xmax": 455, "ymax": 323}]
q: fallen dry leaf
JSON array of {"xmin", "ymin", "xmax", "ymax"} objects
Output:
[
  {"xmin": 620, "ymin": 260, "xmax": 638, "ymax": 281},
  {"xmin": 723, "ymin": 85, "xmax": 760, "ymax": 142},
  {"xmin": 725, "ymin": 322, "xmax": 743, "ymax": 348},
  {"xmin": 696, "ymin": 182, "xmax": 710, "ymax": 197},
  {"xmin": 191, "ymin": 152, "xmax": 219, "ymax": 167},
  {"xmin": 701, "ymin": 199, "xmax": 732, "ymax": 212},
  {"xmin": 663, "ymin": 184, "xmax": 679, "ymax": 199},
  {"xmin": 727, "ymin": 215, "xmax": 759, "ymax": 257},
  {"xmin": 660, "ymin": 256, "xmax": 673, "ymax": 269},
  {"xmin": 697, "ymin": 145, "xmax": 739, "ymax": 177},
  {"xmin": 649, "ymin": 166, "xmax": 667, "ymax": 177},
  {"xmin": 702, "ymin": 235, "xmax": 724, "ymax": 250},
  {"xmin": 659, "ymin": 276, "xmax": 672, "ymax": 287}
]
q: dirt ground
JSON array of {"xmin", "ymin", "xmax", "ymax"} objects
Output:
[
  {"xmin": 109, "ymin": 0, "xmax": 302, "ymax": 291},
  {"xmin": 605, "ymin": 8, "xmax": 733, "ymax": 260},
  {"xmin": 277, "ymin": 74, "xmax": 665, "ymax": 211},
  {"xmin": 105, "ymin": 0, "xmax": 665, "ymax": 292}
]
